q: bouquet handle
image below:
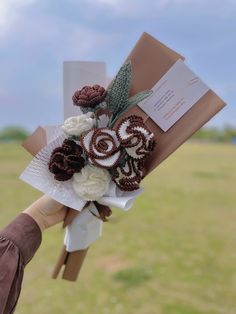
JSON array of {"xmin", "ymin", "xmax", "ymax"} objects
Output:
[
  {"xmin": 51, "ymin": 207, "xmax": 89, "ymax": 281},
  {"xmin": 52, "ymin": 245, "xmax": 88, "ymax": 281}
]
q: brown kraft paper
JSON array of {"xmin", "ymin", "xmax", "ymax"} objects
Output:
[{"xmin": 121, "ymin": 32, "xmax": 226, "ymax": 174}]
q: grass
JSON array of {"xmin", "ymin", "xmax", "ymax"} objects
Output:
[
  {"xmin": 113, "ymin": 267, "xmax": 152, "ymax": 286},
  {"xmin": 0, "ymin": 141, "xmax": 236, "ymax": 314}
]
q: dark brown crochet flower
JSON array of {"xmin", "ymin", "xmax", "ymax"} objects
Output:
[
  {"xmin": 112, "ymin": 158, "xmax": 146, "ymax": 191},
  {"xmin": 48, "ymin": 139, "xmax": 85, "ymax": 181},
  {"xmin": 72, "ymin": 85, "xmax": 107, "ymax": 108}
]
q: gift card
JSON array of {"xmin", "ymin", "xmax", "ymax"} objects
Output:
[{"xmin": 138, "ymin": 59, "xmax": 209, "ymax": 132}]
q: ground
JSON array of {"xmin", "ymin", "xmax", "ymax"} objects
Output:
[{"xmin": 0, "ymin": 142, "xmax": 235, "ymax": 314}]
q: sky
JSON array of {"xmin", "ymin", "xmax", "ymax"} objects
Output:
[{"xmin": 0, "ymin": 0, "xmax": 235, "ymax": 131}]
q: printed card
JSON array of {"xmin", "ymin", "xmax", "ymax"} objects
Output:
[{"xmin": 138, "ymin": 59, "xmax": 209, "ymax": 132}]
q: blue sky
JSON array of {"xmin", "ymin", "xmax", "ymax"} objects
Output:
[{"xmin": 0, "ymin": 0, "xmax": 235, "ymax": 131}]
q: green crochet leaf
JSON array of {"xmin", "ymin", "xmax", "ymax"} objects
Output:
[
  {"xmin": 106, "ymin": 61, "xmax": 132, "ymax": 115},
  {"xmin": 108, "ymin": 90, "xmax": 153, "ymax": 127},
  {"xmin": 127, "ymin": 90, "xmax": 153, "ymax": 107},
  {"xmin": 79, "ymin": 106, "xmax": 92, "ymax": 114},
  {"xmin": 79, "ymin": 101, "xmax": 107, "ymax": 114}
]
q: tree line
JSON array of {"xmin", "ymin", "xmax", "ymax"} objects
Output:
[
  {"xmin": 0, "ymin": 125, "xmax": 236, "ymax": 143},
  {"xmin": 192, "ymin": 125, "xmax": 236, "ymax": 143},
  {"xmin": 0, "ymin": 126, "xmax": 29, "ymax": 141}
]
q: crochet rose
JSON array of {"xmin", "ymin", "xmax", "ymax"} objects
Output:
[
  {"xmin": 72, "ymin": 165, "xmax": 111, "ymax": 201},
  {"xmin": 81, "ymin": 128, "xmax": 121, "ymax": 168},
  {"xmin": 62, "ymin": 113, "xmax": 95, "ymax": 137},
  {"xmin": 48, "ymin": 139, "xmax": 85, "ymax": 181},
  {"xmin": 117, "ymin": 115, "xmax": 155, "ymax": 160},
  {"xmin": 112, "ymin": 158, "xmax": 145, "ymax": 191},
  {"xmin": 72, "ymin": 85, "xmax": 107, "ymax": 108}
]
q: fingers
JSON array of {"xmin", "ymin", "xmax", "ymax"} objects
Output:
[
  {"xmin": 39, "ymin": 195, "xmax": 63, "ymax": 215},
  {"xmin": 23, "ymin": 195, "xmax": 81, "ymax": 230},
  {"xmin": 23, "ymin": 196, "xmax": 67, "ymax": 230},
  {"xmin": 43, "ymin": 206, "xmax": 67, "ymax": 229}
]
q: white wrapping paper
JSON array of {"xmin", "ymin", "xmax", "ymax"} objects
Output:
[{"xmin": 64, "ymin": 203, "xmax": 103, "ymax": 252}]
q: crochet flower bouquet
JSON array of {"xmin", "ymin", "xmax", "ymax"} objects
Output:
[
  {"xmin": 21, "ymin": 61, "xmax": 155, "ymax": 253},
  {"xmin": 21, "ymin": 32, "xmax": 226, "ymax": 280}
]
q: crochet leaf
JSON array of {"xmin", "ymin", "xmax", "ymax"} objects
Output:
[
  {"xmin": 106, "ymin": 61, "xmax": 132, "ymax": 115},
  {"xmin": 127, "ymin": 90, "xmax": 153, "ymax": 107},
  {"xmin": 109, "ymin": 90, "xmax": 153, "ymax": 127},
  {"xmin": 80, "ymin": 101, "xmax": 107, "ymax": 114},
  {"xmin": 79, "ymin": 106, "xmax": 91, "ymax": 114}
]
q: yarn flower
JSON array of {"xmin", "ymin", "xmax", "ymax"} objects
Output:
[
  {"xmin": 48, "ymin": 139, "xmax": 85, "ymax": 181},
  {"xmin": 117, "ymin": 115, "xmax": 155, "ymax": 160},
  {"xmin": 81, "ymin": 127, "xmax": 121, "ymax": 168},
  {"xmin": 72, "ymin": 164, "xmax": 111, "ymax": 201},
  {"xmin": 62, "ymin": 112, "xmax": 95, "ymax": 137},
  {"xmin": 112, "ymin": 158, "xmax": 145, "ymax": 191},
  {"xmin": 72, "ymin": 85, "xmax": 107, "ymax": 108}
]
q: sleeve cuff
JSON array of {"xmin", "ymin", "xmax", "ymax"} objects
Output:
[{"xmin": 0, "ymin": 213, "xmax": 42, "ymax": 265}]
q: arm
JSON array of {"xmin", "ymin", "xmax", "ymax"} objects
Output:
[{"xmin": 0, "ymin": 196, "xmax": 67, "ymax": 314}]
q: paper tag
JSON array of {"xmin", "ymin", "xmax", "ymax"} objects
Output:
[{"xmin": 138, "ymin": 59, "xmax": 209, "ymax": 132}]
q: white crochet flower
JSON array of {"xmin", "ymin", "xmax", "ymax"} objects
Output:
[
  {"xmin": 72, "ymin": 164, "xmax": 111, "ymax": 201},
  {"xmin": 117, "ymin": 115, "xmax": 155, "ymax": 160},
  {"xmin": 81, "ymin": 127, "xmax": 121, "ymax": 168},
  {"xmin": 62, "ymin": 113, "xmax": 95, "ymax": 137}
]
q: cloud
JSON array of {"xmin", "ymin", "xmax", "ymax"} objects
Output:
[
  {"xmin": 0, "ymin": 1, "xmax": 116, "ymax": 60},
  {"xmin": 0, "ymin": 0, "xmax": 36, "ymax": 36},
  {"xmin": 83, "ymin": 0, "xmax": 236, "ymax": 18},
  {"xmin": 0, "ymin": 1, "xmax": 118, "ymax": 130}
]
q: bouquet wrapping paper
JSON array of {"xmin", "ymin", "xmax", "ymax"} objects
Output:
[{"xmin": 121, "ymin": 32, "xmax": 225, "ymax": 175}]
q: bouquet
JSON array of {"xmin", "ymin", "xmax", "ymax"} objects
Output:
[{"xmin": 21, "ymin": 32, "xmax": 226, "ymax": 280}]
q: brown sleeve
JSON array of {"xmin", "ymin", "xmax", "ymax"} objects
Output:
[{"xmin": 0, "ymin": 213, "xmax": 42, "ymax": 314}]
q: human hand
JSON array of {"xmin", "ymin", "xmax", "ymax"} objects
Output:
[{"xmin": 23, "ymin": 195, "xmax": 68, "ymax": 231}]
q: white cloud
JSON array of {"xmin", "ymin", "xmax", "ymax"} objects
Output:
[
  {"xmin": 85, "ymin": 0, "xmax": 236, "ymax": 18},
  {"xmin": 0, "ymin": 0, "xmax": 35, "ymax": 36},
  {"xmin": 6, "ymin": 11, "xmax": 114, "ymax": 61},
  {"xmin": 0, "ymin": 0, "xmax": 116, "ymax": 58}
]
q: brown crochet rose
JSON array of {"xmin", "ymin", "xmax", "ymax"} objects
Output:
[
  {"xmin": 117, "ymin": 115, "xmax": 155, "ymax": 160},
  {"xmin": 81, "ymin": 127, "xmax": 121, "ymax": 168},
  {"xmin": 72, "ymin": 85, "xmax": 107, "ymax": 108},
  {"xmin": 112, "ymin": 158, "xmax": 146, "ymax": 191},
  {"xmin": 48, "ymin": 139, "xmax": 85, "ymax": 181}
]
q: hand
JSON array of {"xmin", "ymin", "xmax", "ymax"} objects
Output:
[{"xmin": 23, "ymin": 195, "xmax": 67, "ymax": 231}]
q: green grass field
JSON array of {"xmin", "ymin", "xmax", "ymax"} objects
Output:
[{"xmin": 0, "ymin": 142, "xmax": 235, "ymax": 314}]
